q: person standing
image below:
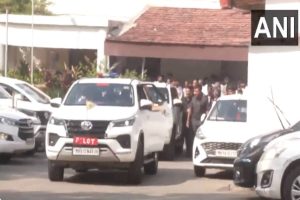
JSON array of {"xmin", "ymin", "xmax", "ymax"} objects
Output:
[
  {"xmin": 181, "ymin": 86, "xmax": 193, "ymax": 157},
  {"xmin": 186, "ymin": 86, "xmax": 208, "ymax": 157}
]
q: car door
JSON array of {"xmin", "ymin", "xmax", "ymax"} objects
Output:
[
  {"xmin": 143, "ymin": 84, "xmax": 172, "ymax": 150},
  {"xmin": 136, "ymin": 84, "xmax": 152, "ymax": 154}
]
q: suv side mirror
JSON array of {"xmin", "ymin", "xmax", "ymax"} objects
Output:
[
  {"xmin": 140, "ymin": 99, "xmax": 153, "ymax": 110},
  {"xmin": 173, "ymin": 98, "xmax": 182, "ymax": 106},
  {"xmin": 50, "ymin": 97, "xmax": 62, "ymax": 108},
  {"xmin": 12, "ymin": 93, "xmax": 23, "ymax": 108}
]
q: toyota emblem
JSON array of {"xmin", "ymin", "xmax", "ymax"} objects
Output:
[{"xmin": 81, "ymin": 121, "xmax": 93, "ymax": 131}]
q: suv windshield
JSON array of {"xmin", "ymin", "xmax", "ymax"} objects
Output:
[
  {"xmin": 16, "ymin": 83, "xmax": 50, "ymax": 104},
  {"xmin": 208, "ymin": 100, "xmax": 247, "ymax": 122},
  {"xmin": 64, "ymin": 83, "xmax": 134, "ymax": 107},
  {"xmin": 0, "ymin": 86, "xmax": 11, "ymax": 99}
]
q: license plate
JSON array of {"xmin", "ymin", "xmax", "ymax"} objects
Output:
[
  {"xmin": 73, "ymin": 136, "xmax": 98, "ymax": 146},
  {"xmin": 72, "ymin": 147, "xmax": 100, "ymax": 156},
  {"xmin": 215, "ymin": 150, "xmax": 237, "ymax": 158}
]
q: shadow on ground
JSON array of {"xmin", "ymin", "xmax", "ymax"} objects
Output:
[{"xmin": 0, "ymin": 191, "xmax": 260, "ymax": 200}]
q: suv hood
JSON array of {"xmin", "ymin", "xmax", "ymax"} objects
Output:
[{"xmin": 52, "ymin": 106, "xmax": 137, "ymax": 121}]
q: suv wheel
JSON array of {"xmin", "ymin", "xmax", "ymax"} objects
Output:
[
  {"xmin": 144, "ymin": 152, "xmax": 158, "ymax": 175},
  {"xmin": 0, "ymin": 154, "xmax": 11, "ymax": 164},
  {"xmin": 128, "ymin": 139, "xmax": 144, "ymax": 184},
  {"xmin": 162, "ymin": 128, "xmax": 176, "ymax": 161},
  {"xmin": 194, "ymin": 166, "xmax": 206, "ymax": 177},
  {"xmin": 48, "ymin": 160, "xmax": 64, "ymax": 181},
  {"xmin": 283, "ymin": 166, "xmax": 300, "ymax": 200}
]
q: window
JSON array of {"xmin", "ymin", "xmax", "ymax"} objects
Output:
[
  {"xmin": 64, "ymin": 83, "xmax": 134, "ymax": 107},
  {"xmin": 0, "ymin": 86, "xmax": 11, "ymax": 99},
  {"xmin": 143, "ymin": 84, "xmax": 165, "ymax": 104},
  {"xmin": 16, "ymin": 83, "xmax": 49, "ymax": 104},
  {"xmin": 208, "ymin": 100, "xmax": 247, "ymax": 122}
]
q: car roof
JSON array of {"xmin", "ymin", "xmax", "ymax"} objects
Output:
[
  {"xmin": 218, "ymin": 94, "xmax": 247, "ymax": 101},
  {"xmin": 0, "ymin": 76, "xmax": 26, "ymax": 84},
  {"xmin": 76, "ymin": 78, "xmax": 140, "ymax": 85}
]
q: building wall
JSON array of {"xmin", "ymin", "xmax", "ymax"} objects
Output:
[{"xmin": 246, "ymin": 0, "xmax": 300, "ymax": 125}]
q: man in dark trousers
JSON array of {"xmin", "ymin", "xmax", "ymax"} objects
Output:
[
  {"xmin": 186, "ymin": 86, "xmax": 208, "ymax": 158},
  {"xmin": 181, "ymin": 86, "xmax": 193, "ymax": 157}
]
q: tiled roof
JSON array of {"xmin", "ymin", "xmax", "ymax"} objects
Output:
[{"xmin": 107, "ymin": 7, "xmax": 251, "ymax": 47}]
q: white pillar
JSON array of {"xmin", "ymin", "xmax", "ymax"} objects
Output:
[
  {"xmin": 0, "ymin": 45, "xmax": 4, "ymax": 74},
  {"xmin": 96, "ymin": 30, "xmax": 107, "ymax": 74}
]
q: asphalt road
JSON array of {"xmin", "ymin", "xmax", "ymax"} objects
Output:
[{"xmin": 0, "ymin": 153, "xmax": 260, "ymax": 200}]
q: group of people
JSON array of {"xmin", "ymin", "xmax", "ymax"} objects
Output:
[{"xmin": 157, "ymin": 75, "xmax": 247, "ymax": 158}]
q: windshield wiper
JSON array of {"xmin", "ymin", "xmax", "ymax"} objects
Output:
[{"xmin": 267, "ymin": 88, "xmax": 291, "ymax": 129}]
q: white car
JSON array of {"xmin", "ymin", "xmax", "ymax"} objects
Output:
[
  {"xmin": 256, "ymin": 131, "xmax": 300, "ymax": 200},
  {"xmin": 0, "ymin": 77, "xmax": 53, "ymax": 151},
  {"xmin": 192, "ymin": 94, "xmax": 286, "ymax": 177},
  {"xmin": 154, "ymin": 82, "xmax": 183, "ymax": 160},
  {"xmin": 46, "ymin": 78, "xmax": 172, "ymax": 184},
  {"xmin": 0, "ymin": 107, "xmax": 35, "ymax": 163}
]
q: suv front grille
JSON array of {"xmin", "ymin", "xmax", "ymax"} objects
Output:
[
  {"xmin": 17, "ymin": 119, "xmax": 34, "ymax": 141},
  {"xmin": 66, "ymin": 120, "xmax": 110, "ymax": 139},
  {"xmin": 202, "ymin": 142, "xmax": 241, "ymax": 156}
]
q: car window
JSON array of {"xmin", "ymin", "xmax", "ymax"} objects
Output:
[
  {"xmin": 157, "ymin": 88, "xmax": 169, "ymax": 103},
  {"xmin": 143, "ymin": 84, "xmax": 165, "ymax": 104},
  {"xmin": 208, "ymin": 100, "xmax": 247, "ymax": 122},
  {"xmin": 16, "ymin": 83, "xmax": 50, "ymax": 104},
  {"xmin": 0, "ymin": 86, "xmax": 11, "ymax": 99},
  {"xmin": 0, "ymin": 83, "xmax": 30, "ymax": 102},
  {"xmin": 137, "ymin": 85, "xmax": 147, "ymax": 101},
  {"xmin": 64, "ymin": 83, "xmax": 134, "ymax": 107}
]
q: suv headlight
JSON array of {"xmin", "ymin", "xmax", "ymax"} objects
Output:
[
  {"xmin": 111, "ymin": 116, "xmax": 135, "ymax": 127},
  {"xmin": 0, "ymin": 132, "xmax": 13, "ymax": 141},
  {"xmin": 49, "ymin": 117, "xmax": 66, "ymax": 126},
  {"xmin": 195, "ymin": 128, "xmax": 205, "ymax": 139},
  {"xmin": 0, "ymin": 117, "xmax": 17, "ymax": 126}
]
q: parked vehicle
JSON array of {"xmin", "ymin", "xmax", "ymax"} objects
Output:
[
  {"xmin": 46, "ymin": 78, "xmax": 172, "ymax": 184},
  {"xmin": 192, "ymin": 94, "xmax": 286, "ymax": 177},
  {"xmin": 153, "ymin": 82, "xmax": 183, "ymax": 160},
  {"xmin": 255, "ymin": 131, "xmax": 300, "ymax": 199},
  {"xmin": 0, "ymin": 106, "xmax": 35, "ymax": 163},
  {"xmin": 233, "ymin": 120, "xmax": 300, "ymax": 188},
  {"xmin": 0, "ymin": 77, "xmax": 52, "ymax": 151}
]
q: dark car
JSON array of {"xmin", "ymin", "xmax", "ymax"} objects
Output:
[{"xmin": 233, "ymin": 121, "xmax": 300, "ymax": 188}]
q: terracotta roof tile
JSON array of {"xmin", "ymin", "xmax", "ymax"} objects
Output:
[{"xmin": 107, "ymin": 7, "xmax": 251, "ymax": 47}]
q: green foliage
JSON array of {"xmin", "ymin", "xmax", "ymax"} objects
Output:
[
  {"xmin": 120, "ymin": 69, "xmax": 147, "ymax": 81},
  {"xmin": 0, "ymin": 0, "xmax": 52, "ymax": 15}
]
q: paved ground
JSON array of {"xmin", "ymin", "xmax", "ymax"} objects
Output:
[{"xmin": 0, "ymin": 153, "xmax": 260, "ymax": 200}]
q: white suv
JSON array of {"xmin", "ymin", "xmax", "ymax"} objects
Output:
[
  {"xmin": 0, "ymin": 107, "xmax": 35, "ymax": 163},
  {"xmin": 154, "ymin": 82, "xmax": 183, "ymax": 160},
  {"xmin": 0, "ymin": 77, "xmax": 52, "ymax": 151},
  {"xmin": 46, "ymin": 78, "xmax": 172, "ymax": 184}
]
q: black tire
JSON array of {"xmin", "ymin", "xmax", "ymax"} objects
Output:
[
  {"xmin": 163, "ymin": 128, "xmax": 176, "ymax": 161},
  {"xmin": 48, "ymin": 160, "xmax": 64, "ymax": 182},
  {"xmin": 128, "ymin": 139, "xmax": 144, "ymax": 184},
  {"xmin": 282, "ymin": 166, "xmax": 300, "ymax": 200},
  {"xmin": 144, "ymin": 152, "xmax": 158, "ymax": 175},
  {"xmin": 194, "ymin": 166, "xmax": 206, "ymax": 177},
  {"xmin": 24, "ymin": 149, "xmax": 36, "ymax": 156},
  {"xmin": 0, "ymin": 154, "xmax": 11, "ymax": 164}
]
